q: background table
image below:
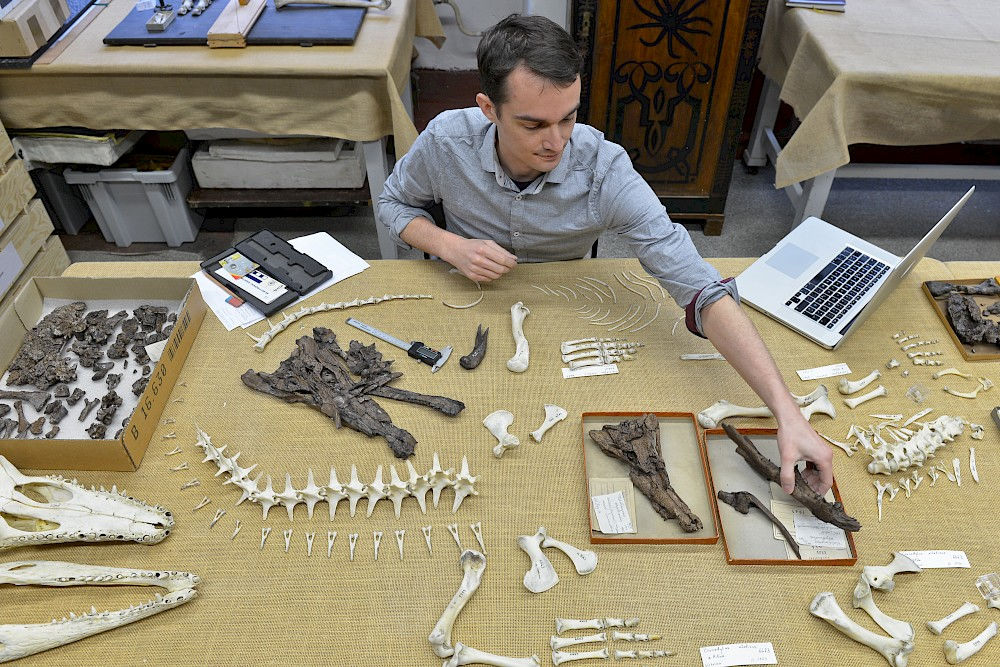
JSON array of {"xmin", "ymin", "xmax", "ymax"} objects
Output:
[
  {"xmin": 744, "ymin": 0, "xmax": 1000, "ymax": 222},
  {"xmin": 0, "ymin": 0, "xmax": 444, "ymax": 258},
  {"xmin": 7, "ymin": 256, "xmax": 999, "ymax": 665}
]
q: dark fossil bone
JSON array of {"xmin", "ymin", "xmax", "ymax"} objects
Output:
[
  {"xmin": 78, "ymin": 398, "xmax": 100, "ymax": 422},
  {"xmin": 0, "ymin": 390, "xmax": 50, "ymax": 412},
  {"xmin": 0, "ymin": 405, "xmax": 8, "ymax": 419},
  {"xmin": 242, "ymin": 327, "xmax": 465, "ymax": 459},
  {"xmin": 717, "ymin": 489, "xmax": 801, "ymax": 559},
  {"xmin": 13, "ymin": 401, "xmax": 28, "ymax": 437},
  {"xmin": 66, "ymin": 388, "xmax": 85, "ymax": 406},
  {"xmin": 721, "ymin": 423, "xmax": 861, "ymax": 532},
  {"xmin": 6, "ymin": 301, "xmax": 85, "ymax": 389},
  {"xmin": 588, "ymin": 413, "xmax": 703, "ymax": 532},
  {"xmin": 28, "ymin": 417, "xmax": 44, "ymax": 436},
  {"xmin": 926, "ymin": 278, "xmax": 1000, "ymax": 298},
  {"xmin": 459, "ymin": 324, "xmax": 489, "ymax": 370},
  {"xmin": 946, "ymin": 293, "xmax": 1000, "ymax": 345}
]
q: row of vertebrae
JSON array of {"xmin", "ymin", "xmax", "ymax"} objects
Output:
[
  {"xmin": 195, "ymin": 427, "xmax": 478, "ymax": 520},
  {"xmin": 246, "ymin": 294, "xmax": 433, "ymax": 351},
  {"xmin": 863, "ymin": 415, "xmax": 967, "ymax": 475}
]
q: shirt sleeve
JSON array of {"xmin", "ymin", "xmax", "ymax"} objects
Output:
[
  {"xmin": 596, "ymin": 147, "xmax": 738, "ymax": 336},
  {"xmin": 375, "ymin": 124, "xmax": 440, "ymax": 250}
]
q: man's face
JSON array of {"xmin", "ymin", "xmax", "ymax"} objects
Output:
[{"xmin": 476, "ymin": 66, "xmax": 581, "ymax": 182}]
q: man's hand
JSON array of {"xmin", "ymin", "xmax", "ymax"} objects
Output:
[
  {"xmin": 776, "ymin": 413, "xmax": 833, "ymax": 496},
  {"xmin": 443, "ymin": 237, "xmax": 517, "ymax": 283}
]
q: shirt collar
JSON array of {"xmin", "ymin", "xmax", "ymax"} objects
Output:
[{"xmin": 478, "ymin": 123, "xmax": 574, "ymax": 190}]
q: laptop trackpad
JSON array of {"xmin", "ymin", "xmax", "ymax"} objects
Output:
[{"xmin": 765, "ymin": 243, "xmax": 818, "ymax": 279}]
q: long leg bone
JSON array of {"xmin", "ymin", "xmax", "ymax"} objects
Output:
[
  {"xmin": 517, "ymin": 529, "xmax": 559, "ymax": 593},
  {"xmin": 853, "ymin": 578, "xmax": 914, "ymax": 641},
  {"xmin": 550, "ymin": 633, "xmax": 607, "ymax": 650},
  {"xmin": 862, "ymin": 553, "xmax": 922, "ymax": 591},
  {"xmin": 485, "ymin": 410, "xmax": 520, "ymax": 458},
  {"xmin": 927, "ymin": 602, "xmax": 980, "ymax": 635},
  {"xmin": 810, "ymin": 592, "xmax": 914, "ymax": 667},
  {"xmin": 944, "ymin": 621, "xmax": 998, "ymax": 664},
  {"xmin": 538, "ymin": 526, "xmax": 598, "ymax": 575},
  {"xmin": 551, "ymin": 648, "xmax": 609, "ymax": 665},
  {"xmin": 444, "ymin": 642, "xmax": 540, "ymax": 667},
  {"xmin": 844, "ymin": 386, "xmax": 888, "ymax": 409},
  {"xmin": 428, "ymin": 550, "xmax": 487, "ymax": 658},
  {"xmin": 698, "ymin": 385, "xmax": 832, "ymax": 427},
  {"xmin": 840, "ymin": 370, "xmax": 883, "ymax": 395},
  {"xmin": 555, "ymin": 618, "xmax": 605, "ymax": 634},
  {"xmin": 531, "ymin": 404, "xmax": 568, "ymax": 443},
  {"xmin": 506, "ymin": 302, "xmax": 531, "ymax": 373}
]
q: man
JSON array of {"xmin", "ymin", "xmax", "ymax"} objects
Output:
[{"xmin": 377, "ymin": 15, "xmax": 832, "ymax": 495}]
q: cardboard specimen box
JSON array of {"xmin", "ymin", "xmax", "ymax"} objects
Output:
[
  {"xmin": 581, "ymin": 411, "xmax": 718, "ymax": 544},
  {"xmin": 922, "ymin": 279, "xmax": 1000, "ymax": 361},
  {"xmin": 704, "ymin": 428, "xmax": 858, "ymax": 566},
  {"xmin": 0, "ymin": 276, "xmax": 206, "ymax": 471}
]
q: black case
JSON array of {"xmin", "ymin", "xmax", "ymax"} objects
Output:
[{"xmin": 200, "ymin": 230, "xmax": 332, "ymax": 316}]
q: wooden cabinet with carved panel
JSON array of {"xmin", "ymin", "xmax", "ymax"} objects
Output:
[{"xmin": 572, "ymin": 0, "xmax": 765, "ymax": 235}]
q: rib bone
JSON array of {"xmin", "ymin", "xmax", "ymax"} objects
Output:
[
  {"xmin": 506, "ymin": 302, "xmax": 531, "ymax": 373},
  {"xmin": 928, "ymin": 602, "xmax": 980, "ymax": 635},
  {"xmin": 853, "ymin": 578, "xmax": 914, "ymax": 640},
  {"xmin": 810, "ymin": 592, "xmax": 914, "ymax": 667},
  {"xmin": 862, "ymin": 553, "xmax": 922, "ymax": 592},
  {"xmin": 444, "ymin": 642, "xmax": 540, "ymax": 667},
  {"xmin": 517, "ymin": 529, "xmax": 559, "ymax": 593},
  {"xmin": 844, "ymin": 385, "xmax": 888, "ymax": 409},
  {"xmin": 944, "ymin": 621, "xmax": 998, "ymax": 664},
  {"xmin": 428, "ymin": 550, "xmax": 487, "ymax": 658},
  {"xmin": 839, "ymin": 370, "xmax": 882, "ymax": 395},
  {"xmin": 531, "ymin": 404, "xmax": 568, "ymax": 443},
  {"xmin": 485, "ymin": 410, "xmax": 520, "ymax": 458},
  {"xmin": 538, "ymin": 526, "xmax": 598, "ymax": 575}
]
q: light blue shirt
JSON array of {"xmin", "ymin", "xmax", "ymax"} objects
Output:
[{"xmin": 376, "ymin": 108, "xmax": 738, "ymax": 334}]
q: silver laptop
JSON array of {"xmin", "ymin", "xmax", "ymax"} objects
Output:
[{"xmin": 737, "ymin": 187, "xmax": 974, "ymax": 349}]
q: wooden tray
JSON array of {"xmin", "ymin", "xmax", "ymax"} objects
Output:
[
  {"xmin": 704, "ymin": 428, "xmax": 857, "ymax": 566},
  {"xmin": 581, "ymin": 411, "xmax": 718, "ymax": 545},
  {"xmin": 922, "ymin": 279, "xmax": 1000, "ymax": 361}
]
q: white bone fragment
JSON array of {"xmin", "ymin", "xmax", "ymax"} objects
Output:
[
  {"xmin": 928, "ymin": 466, "xmax": 940, "ymax": 486},
  {"xmin": 612, "ymin": 631, "xmax": 661, "ymax": 641},
  {"xmin": 899, "ymin": 478, "xmax": 912, "ymax": 499},
  {"xmin": 586, "ymin": 308, "xmax": 611, "ymax": 322},
  {"xmin": 260, "ymin": 527, "xmax": 271, "ymax": 550},
  {"xmin": 853, "ymin": 578, "xmax": 914, "ymax": 641},
  {"xmin": 422, "ymin": 525, "xmax": 433, "ymax": 554},
  {"xmin": 609, "ymin": 304, "xmax": 647, "ymax": 332},
  {"xmin": 443, "ymin": 642, "xmax": 540, "ymax": 667},
  {"xmin": 939, "ymin": 464, "xmax": 957, "ymax": 483},
  {"xmin": 531, "ymin": 404, "xmax": 568, "ymax": 443},
  {"xmin": 485, "ymin": 410, "xmax": 520, "ymax": 458},
  {"xmin": 282, "ymin": 529, "xmax": 292, "ymax": 553},
  {"xmin": 933, "ymin": 368, "xmax": 973, "ymax": 380},
  {"xmin": 840, "ymin": 370, "xmax": 882, "ymax": 395},
  {"xmin": 928, "ymin": 602, "xmax": 981, "ymax": 635},
  {"xmin": 845, "ymin": 385, "xmax": 888, "ymax": 409},
  {"xmin": 299, "ymin": 469, "xmax": 324, "ymax": 519},
  {"xmin": 348, "ymin": 533, "xmax": 358, "ymax": 561},
  {"xmin": 163, "ymin": 417, "xmax": 176, "ymax": 425},
  {"xmin": 373, "ymin": 531, "xmax": 382, "ymax": 561},
  {"xmin": 276, "ymin": 473, "xmax": 303, "ymax": 521},
  {"xmin": 470, "ymin": 521, "xmax": 486, "ymax": 554},
  {"xmin": 681, "ymin": 352, "xmax": 725, "ymax": 360},
  {"xmin": 870, "ymin": 414, "xmax": 903, "ymax": 421},
  {"xmin": 970, "ymin": 423, "xmax": 984, "ymax": 440},
  {"xmin": 954, "ymin": 457, "xmax": 962, "ymax": 487},
  {"xmin": 164, "ymin": 446, "xmax": 183, "ymax": 457},
  {"xmin": 539, "ymin": 526, "xmax": 598, "ymax": 575},
  {"xmin": 162, "ymin": 431, "xmax": 177, "ymax": 439},
  {"xmin": 555, "ymin": 618, "xmax": 605, "ymax": 634},
  {"xmin": 324, "ymin": 467, "xmax": 346, "ymax": 520},
  {"xmin": 305, "ymin": 531, "xmax": 315, "ymax": 557},
  {"xmin": 626, "ymin": 270, "xmax": 660, "ymax": 299},
  {"xmin": 901, "ymin": 339, "xmax": 938, "ymax": 350},
  {"xmin": 517, "ymin": 529, "xmax": 559, "ymax": 593},
  {"xmin": 344, "ymin": 465, "xmax": 367, "ymax": 517},
  {"xmin": 887, "ymin": 359, "xmax": 900, "ymax": 369},
  {"xmin": 603, "ymin": 305, "xmax": 639, "ymax": 329},
  {"xmin": 913, "ymin": 358, "xmax": 943, "ymax": 366},
  {"xmin": 616, "ymin": 273, "xmax": 647, "ymax": 299},
  {"xmin": 365, "ymin": 465, "xmax": 388, "ymax": 518},
  {"xmin": 180, "ymin": 479, "xmax": 200, "ymax": 490},
  {"xmin": 451, "ymin": 456, "xmax": 479, "ymax": 512},
  {"xmin": 327, "ymin": 531, "xmax": 336, "ymax": 558},
  {"xmin": 428, "ymin": 453, "xmax": 454, "ymax": 508},
  {"xmin": 604, "ymin": 617, "xmax": 640, "ymax": 627},
  {"xmin": 820, "ymin": 432, "xmax": 857, "ymax": 456},
  {"xmin": 506, "ymin": 302, "xmax": 531, "ymax": 373},
  {"xmin": 862, "ymin": 553, "xmax": 922, "ymax": 591},
  {"xmin": 387, "ymin": 465, "xmax": 410, "ymax": 518},
  {"xmin": 446, "ymin": 523, "xmax": 463, "ymax": 552},
  {"xmin": 168, "ymin": 462, "xmax": 189, "ymax": 472},
  {"xmin": 561, "ymin": 337, "xmax": 621, "ymax": 352},
  {"xmin": 911, "ymin": 470, "xmax": 924, "ymax": 489},
  {"xmin": 442, "ymin": 282, "xmax": 484, "ymax": 309},
  {"xmin": 429, "ymin": 549, "xmax": 487, "ymax": 658},
  {"xmin": 970, "ymin": 448, "xmax": 979, "ymax": 483},
  {"xmin": 230, "ymin": 519, "xmax": 241, "ymax": 540},
  {"xmin": 874, "ymin": 481, "xmax": 890, "ymax": 521},
  {"xmin": 887, "ymin": 485, "xmax": 899, "ymax": 501},
  {"xmin": 613, "ymin": 649, "xmax": 673, "ymax": 659},
  {"xmin": 550, "ymin": 633, "xmax": 607, "ymax": 650},
  {"xmin": 629, "ymin": 302, "xmax": 662, "ymax": 333},
  {"xmin": 551, "ymin": 648, "xmax": 609, "ymax": 665},
  {"xmin": 394, "ymin": 529, "xmax": 405, "ymax": 560},
  {"xmin": 944, "ymin": 621, "xmax": 998, "ymax": 664},
  {"xmin": 810, "ymin": 592, "xmax": 914, "ymax": 666},
  {"xmin": 406, "ymin": 460, "xmax": 431, "ymax": 514},
  {"xmin": 208, "ymin": 508, "xmax": 225, "ymax": 529},
  {"xmin": 192, "ymin": 496, "xmax": 211, "ymax": 512}
]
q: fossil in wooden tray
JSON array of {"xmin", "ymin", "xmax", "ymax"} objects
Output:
[
  {"xmin": 945, "ymin": 293, "xmax": 1000, "ymax": 345},
  {"xmin": 242, "ymin": 327, "xmax": 465, "ymax": 458},
  {"xmin": 721, "ymin": 423, "xmax": 861, "ymax": 532},
  {"xmin": 587, "ymin": 413, "xmax": 703, "ymax": 533},
  {"xmin": 717, "ymin": 489, "xmax": 801, "ymax": 559}
]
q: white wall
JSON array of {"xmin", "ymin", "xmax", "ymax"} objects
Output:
[{"xmin": 413, "ymin": 0, "xmax": 571, "ymax": 70}]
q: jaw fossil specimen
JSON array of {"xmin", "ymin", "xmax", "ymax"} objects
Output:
[
  {"xmin": 459, "ymin": 324, "xmax": 488, "ymax": 370},
  {"xmin": 717, "ymin": 490, "xmax": 801, "ymax": 559},
  {"xmin": 242, "ymin": 327, "xmax": 465, "ymax": 458}
]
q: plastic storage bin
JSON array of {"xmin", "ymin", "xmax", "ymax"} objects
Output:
[
  {"xmin": 191, "ymin": 139, "xmax": 365, "ymax": 189},
  {"xmin": 63, "ymin": 146, "xmax": 203, "ymax": 247},
  {"xmin": 29, "ymin": 166, "xmax": 91, "ymax": 234}
]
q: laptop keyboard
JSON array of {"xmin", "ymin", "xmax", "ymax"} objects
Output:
[{"xmin": 784, "ymin": 248, "xmax": 891, "ymax": 329}]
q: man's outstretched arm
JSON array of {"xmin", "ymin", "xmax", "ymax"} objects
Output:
[
  {"xmin": 700, "ymin": 295, "xmax": 834, "ymax": 495},
  {"xmin": 399, "ymin": 218, "xmax": 517, "ymax": 283}
]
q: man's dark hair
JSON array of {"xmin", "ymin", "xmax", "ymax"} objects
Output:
[{"xmin": 477, "ymin": 14, "xmax": 582, "ymax": 109}]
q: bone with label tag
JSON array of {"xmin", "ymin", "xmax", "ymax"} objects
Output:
[
  {"xmin": 531, "ymin": 404, "xmax": 568, "ymax": 443},
  {"xmin": 551, "ymin": 648, "xmax": 609, "ymax": 665},
  {"xmin": 944, "ymin": 621, "xmax": 998, "ymax": 664},
  {"xmin": 927, "ymin": 601, "xmax": 980, "ymax": 635},
  {"xmin": 485, "ymin": 410, "xmax": 520, "ymax": 458},
  {"xmin": 550, "ymin": 633, "xmax": 606, "ymax": 650},
  {"xmin": 506, "ymin": 302, "xmax": 531, "ymax": 373},
  {"xmin": 862, "ymin": 553, "xmax": 922, "ymax": 592},
  {"xmin": 539, "ymin": 527, "xmax": 597, "ymax": 575},
  {"xmin": 810, "ymin": 592, "xmax": 914, "ymax": 667},
  {"xmin": 428, "ymin": 550, "xmax": 487, "ymax": 658},
  {"xmin": 555, "ymin": 618, "xmax": 605, "ymax": 634},
  {"xmin": 517, "ymin": 529, "xmax": 559, "ymax": 593}
]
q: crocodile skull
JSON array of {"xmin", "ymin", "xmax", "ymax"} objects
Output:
[{"xmin": 0, "ymin": 456, "xmax": 173, "ymax": 549}]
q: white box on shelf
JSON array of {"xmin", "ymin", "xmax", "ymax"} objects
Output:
[{"xmin": 191, "ymin": 139, "xmax": 365, "ymax": 189}]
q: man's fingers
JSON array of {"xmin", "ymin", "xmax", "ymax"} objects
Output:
[
  {"xmin": 779, "ymin": 460, "xmax": 795, "ymax": 494},
  {"xmin": 818, "ymin": 461, "xmax": 833, "ymax": 494},
  {"xmin": 481, "ymin": 241, "xmax": 518, "ymax": 268}
]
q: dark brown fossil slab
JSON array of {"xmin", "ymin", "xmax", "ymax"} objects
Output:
[
  {"xmin": 6, "ymin": 301, "xmax": 85, "ymax": 389},
  {"xmin": 946, "ymin": 293, "xmax": 1000, "ymax": 345},
  {"xmin": 242, "ymin": 327, "xmax": 465, "ymax": 459}
]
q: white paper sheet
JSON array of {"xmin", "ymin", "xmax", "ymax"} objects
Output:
[
  {"xmin": 900, "ymin": 550, "xmax": 970, "ymax": 569},
  {"xmin": 194, "ymin": 232, "xmax": 370, "ymax": 331},
  {"xmin": 792, "ymin": 508, "xmax": 849, "ymax": 549}
]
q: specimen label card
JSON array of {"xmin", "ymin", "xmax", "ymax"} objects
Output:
[
  {"xmin": 792, "ymin": 508, "xmax": 848, "ymax": 549},
  {"xmin": 590, "ymin": 491, "xmax": 635, "ymax": 534},
  {"xmin": 700, "ymin": 642, "xmax": 777, "ymax": 667},
  {"xmin": 589, "ymin": 479, "xmax": 636, "ymax": 533},
  {"xmin": 900, "ymin": 550, "xmax": 970, "ymax": 569},
  {"xmin": 796, "ymin": 363, "xmax": 851, "ymax": 381}
]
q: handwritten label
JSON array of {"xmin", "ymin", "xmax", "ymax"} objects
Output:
[
  {"xmin": 901, "ymin": 550, "xmax": 970, "ymax": 569},
  {"xmin": 591, "ymin": 491, "xmax": 635, "ymax": 534},
  {"xmin": 562, "ymin": 363, "xmax": 618, "ymax": 379},
  {"xmin": 700, "ymin": 642, "xmax": 777, "ymax": 667},
  {"xmin": 792, "ymin": 509, "xmax": 848, "ymax": 549},
  {"xmin": 796, "ymin": 363, "xmax": 851, "ymax": 381}
]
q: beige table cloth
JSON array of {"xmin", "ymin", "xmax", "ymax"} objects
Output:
[
  {"xmin": 0, "ymin": 0, "xmax": 444, "ymax": 153},
  {"xmin": 5, "ymin": 257, "xmax": 999, "ymax": 665},
  {"xmin": 759, "ymin": 1, "xmax": 1000, "ymax": 188}
]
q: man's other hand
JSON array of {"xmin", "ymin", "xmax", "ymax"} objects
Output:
[
  {"xmin": 776, "ymin": 415, "xmax": 834, "ymax": 496},
  {"xmin": 445, "ymin": 238, "xmax": 518, "ymax": 283}
]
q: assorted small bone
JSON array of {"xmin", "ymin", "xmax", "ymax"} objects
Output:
[
  {"xmin": 531, "ymin": 404, "xmax": 567, "ymax": 443},
  {"xmin": 697, "ymin": 384, "xmax": 836, "ymax": 428},
  {"xmin": 928, "ymin": 602, "xmax": 980, "ymax": 635},
  {"xmin": 517, "ymin": 527, "xmax": 597, "ymax": 593},
  {"xmin": 839, "ymin": 370, "xmax": 882, "ymax": 395},
  {"xmin": 844, "ymin": 385, "xmax": 888, "ymax": 410},
  {"xmin": 863, "ymin": 415, "xmax": 967, "ymax": 475},
  {"xmin": 809, "ymin": 592, "xmax": 914, "ymax": 667},
  {"xmin": 428, "ymin": 549, "xmax": 487, "ymax": 658},
  {"xmin": 944, "ymin": 621, "xmax": 998, "ymax": 664},
  {"xmin": 551, "ymin": 648, "xmax": 609, "ymax": 664},
  {"xmin": 560, "ymin": 339, "xmax": 642, "ymax": 369},
  {"xmin": 484, "ymin": 410, "xmax": 520, "ymax": 458},
  {"xmin": 506, "ymin": 302, "xmax": 531, "ymax": 373}
]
